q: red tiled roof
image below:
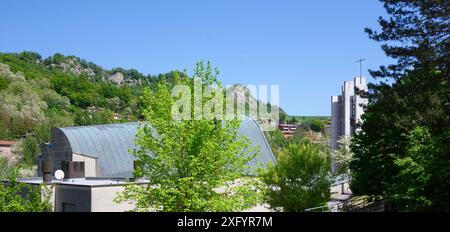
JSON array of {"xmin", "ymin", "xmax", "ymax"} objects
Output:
[{"xmin": 0, "ymin": 141, "xmax": 17, "ymax": 146}]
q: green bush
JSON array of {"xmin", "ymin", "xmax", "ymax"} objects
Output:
[
  {"xmin": 309, "ymin": 120, "xmax": 325, "ymax": 132},
  {"xmin": 260, "ymin": 140, "xmax": 331, "ymax": 212},
  {"xmin": 0, "ymin": 171, "xmax": 52, "ymax": 212},
  {"xmin": 0, "ymin": 157, "xmax": 14, "ymax": 179}
]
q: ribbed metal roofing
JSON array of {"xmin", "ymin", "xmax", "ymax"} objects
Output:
[
  {"xmin": 58, "ymin": 123, "xmax": 139, "ymax": 178},
  {"xmin": 57, "ymin": 116, "xmax": 275, "ymax": 178},
  {"xmin": 238, "ymin": 116, "xmax": 276, "ymax": 170}
]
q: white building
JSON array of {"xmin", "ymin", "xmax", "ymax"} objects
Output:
[
  {"xmin": 4, "ymin": 177, "xmax": 146, "ymax": 212},
  {"xmin": 331, "ymin": 77, "xmax": 368, "ymax": 172}
]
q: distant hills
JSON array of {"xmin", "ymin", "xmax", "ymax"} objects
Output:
[
  {"xmin": 0, "ymin": 51, "xmax": 286, "ymax": 142},
  {"xmin": 0, "ymin": 50, "xmax": 329, "ymax": 171},
  {"xmin": 0, "ymin": 51, "xmax": 189, "ymax": 135},
  {"xmin": 1, "ymin": 51, "xmax": 188, "ymax": 86},
  {"xmin": 0, "ymin": 51, "xmax": 192, "ymax": 167}
]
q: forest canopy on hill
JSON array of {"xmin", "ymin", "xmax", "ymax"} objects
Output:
[
  {"xmin": 0, "ymin": 51, "xmax": 190, "ymax": 169},
  {"xmin": 0, "ymin": 51, "xmax": 293, "ymax": 173}
]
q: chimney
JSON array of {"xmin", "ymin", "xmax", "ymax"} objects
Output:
[{"xmin": 42, "ymin": 161, "xmax": 53, "ymax": 183}]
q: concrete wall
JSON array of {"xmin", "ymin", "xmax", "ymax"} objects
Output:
[
  {"xmin": 54, "ymin": 184, "xmax": 91, "ymax": 212},
  {"xmin": 331, "ymin": 77, "xmax": 367, "ymax": 173},
  {"xmin": 72, "ymin": 153, "xmax": 98, "ymax": 177},
  {"xmin": 90, "ymin": 186, "xmax": 135, "ymax": 212},
  {"xmin": 331, "ymin": 77, "xmax": 368, "ymax": 152},
  {"xmin": 342, "ymin": 80, "xmax": 354, "ymax": 136},
  {"xmin": 41, "ymin": 183, "xmax": 136, "ymax": 212},
  {"xmin": 331, "ymin": 95, "xmax": 342, "ymax": 152}
]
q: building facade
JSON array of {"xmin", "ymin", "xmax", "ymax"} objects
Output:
[
  {"xmin": 27, "ymin": 116, "xmax": 278, "ymax": 212},
  {"xmin": 24, "ymin": 116, "xmax": 278, "ymax": 212},
  {"xmin": 278, "ymin": 124, "xmax": 298, "ymax": 138},
  {"xmin": 331, "ymin": 77, "xmax": 368, "ymax": 171},
  {"xmin": 2, "ymin": 177, "xmax": 145, "ymax": 212}
]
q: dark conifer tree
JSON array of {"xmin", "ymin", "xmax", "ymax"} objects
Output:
[{"xmin": 350, "ymin": 0, "xmax": 450, "ymax": 211}]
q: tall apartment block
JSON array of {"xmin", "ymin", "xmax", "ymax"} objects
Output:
[{"xmin": 331, "ymin": 77, "xmax": 368, "ymax": 171}]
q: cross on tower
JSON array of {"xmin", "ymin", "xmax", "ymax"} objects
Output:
[{"xmin": 356, "ymin": 58, "xmax": 366, "ymax": 78}]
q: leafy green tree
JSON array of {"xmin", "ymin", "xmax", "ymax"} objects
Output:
[
  {"xmin": 279, "ymin": 109, "xmax": 288, "ymax": 124},
  {"xmin": 0, "ymin": 75, "xmax": 8, "ymax": 90},
  {"xmin": 41, "ymin": 90, "xmax": 71, "ymax": 110},
  {"xmin": 0, "ymin": 157, "xmax": 14, "ymax": 179},
  {"xmin": 0, "ymin": 81, "xmax": 47, "ymax": 137},
  {"xmin": 391, "ymin": 127, "xmax": 449, "ymax": 210},
  {"xmin": 18, "ymin": 51, "xmax": 42, "ymax": 63},
  {"xmin": 265, "ymin": 129, "xmax": 288, "ymax": 154},
  {"xmin": 106, "ymin": 97, "xmax": 123, "ymax": 112},
  {"xmin": 309, "ymin": 120, "xmax": 325, "ymax": 132},
  {"xmin": 73, "ymin": 108, "xmax": 113, "ymax": 126},
  {"xmin": 332, "ymin": 136, "xmax": 354, "ymax": 176},
  {"xmin": 0, "ymin": 63, "xmax": 26, "ymax": 82},
  {"xmin": 0, "ymin": 170, "xmax": 52, "ymax": 212},
  {"xmin": 260, "ymin": 140, "xmax": 331, "ymax": 212},
  {"xmin": 292, "ymin": 124, "xmax": 311, "ymax": 141},
  {"xmin": 94, "ymin": 108, "xmax": 114, "ymax": 124},
  {"xmin": 21, "ymin": 137, "xmax": 40, "ymax": 166},
  {"xmin": 116, "ymin": 62, "xmax": 261, "ymax": 212},
  {"xmin": 290, "ymin": 117, "xmax": 298, "ymax": 124},
  {"xmin": 350, "ymin": 0, "xmax": 450, "ymax": 211},
  {"xmin": 36, "ymin": 109, "xmax": 73, "ymax": 141}
]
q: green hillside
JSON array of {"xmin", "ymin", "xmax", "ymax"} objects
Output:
[
  {"xmin": 0, "ymin": 51, "xmax": 188, "ymax": 169},
  {"xmin": 0, "ymin": 51, "xmax": 290, "ymax": 172}
]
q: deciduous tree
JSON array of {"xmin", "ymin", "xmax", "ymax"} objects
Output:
[
  {"xmin": 116, "ymin": 62, "xmax": 261, "ymax": 212},
  {"xmin": 260, "ymin": 140, "xmax": 331, "ymax": 212},
  {"xmin": 0, "ymin": 170, "xmax": 52, "ymax": 212}
]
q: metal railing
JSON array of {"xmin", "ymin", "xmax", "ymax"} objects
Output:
[{"xmin": 305, "ymin": 196, "xmax": 385, "ymax": 212}]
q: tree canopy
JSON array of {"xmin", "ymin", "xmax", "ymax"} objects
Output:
[
  {"xmin": 260, "ymin": 140, "xmax": 331, "ymax": 212},
  {"xmin": 0, "ymin": 51, "xmax": 193, "ymax": 170},
  {"xmin": 0, "ymin": 171, "xmax": 52, "ymax": 212},
  {"xmin": 116, "ymin": 62, "xmax": 261, "ymax": 212},
  {"xmin": 350, "ymin": 0, "xmax": 450, "ymax": 211}
]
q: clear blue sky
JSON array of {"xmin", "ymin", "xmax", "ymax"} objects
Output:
[{"xmin": 1, "ymin": 0, "xmax": 391, "ymax": 116}]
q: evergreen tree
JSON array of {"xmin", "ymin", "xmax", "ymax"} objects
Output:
[{"xmin": 350, "ymin": 0, "xmax": 450, "ymax": 211}]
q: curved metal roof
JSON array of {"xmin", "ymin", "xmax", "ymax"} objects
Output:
[
  {"xmin": 58, "ymin": 123, "xmax": 139, "ymax": 178},
  {"xmin": 238, "ymin": 115, "xmax": 276, "ymax": 170},
  {"xmin": 57, "ymin": 116, "xmax": 275, "ymax": 178}
]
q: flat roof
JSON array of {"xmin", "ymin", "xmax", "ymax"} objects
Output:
[{"xmin": 3, "ymin": 177, "xmax": 149, "ymax": 187}]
